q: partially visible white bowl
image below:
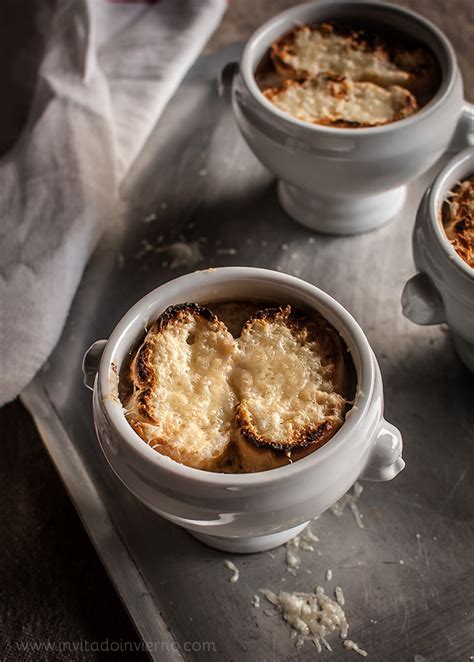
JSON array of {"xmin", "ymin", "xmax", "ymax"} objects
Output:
[
  {"xmin": 402, "ymin": 148, "xmax": 474, "ymax": 371},
  {"xmin": 221, "ymin": 0, "xmax": 472, "ymax": 235},
  {"xmin": 83, "ymin": 267, "xmax": 404, "ymax": 553}
]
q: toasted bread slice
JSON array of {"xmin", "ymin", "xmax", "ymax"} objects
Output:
[
  {"xmin": 271, "ymin": 22, "xmax": 436, "ymax": 98},
  {"xmin": 442, "ymin": 176, "xmax": 474, "ymax": 268},
  {"xmin": 126, "ymin": 303, "xmax": 237, "ymax": 470},
  {"xmin": 263, "ymin": 74, "xmax": 417, "ymax": 127},
  {"xmin": 231, "ymin": 306, "xmax": 347, "ymax": 472}
]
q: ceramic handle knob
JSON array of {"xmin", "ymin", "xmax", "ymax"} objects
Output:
[
  {"xmin": 448, "ymin": 102, "xmax": 474, "ymax": 152},
  {"xmin": 218, "ymin": 61, "xmax": 238, "ymax": 100},
  {"xmin": 82, "ymin": 339, "xmax": 107, "ymax": 391},
  {"xmin": 401, "ymin": 272, "xmax": 445, "ymax": 325},
  {"xmin": 360, "ymin": 420, "xmax": 405, "ymax": 482}
]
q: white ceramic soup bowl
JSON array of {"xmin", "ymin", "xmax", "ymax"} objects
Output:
[
  {"xmin": 83, "ymin": 267, "xmax": 404, "ymax": 553},
  {"xmin": 402, "ymin": 148, "xmax": 474, "ymax": 371},
  {"xmin": 221, "ymin": 0, "xmax": 472, "ymax": 235}
]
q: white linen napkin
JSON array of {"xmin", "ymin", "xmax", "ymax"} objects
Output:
[{"xmin": 0, "ymin": 0, "xmax": 226, "ymax": 405}]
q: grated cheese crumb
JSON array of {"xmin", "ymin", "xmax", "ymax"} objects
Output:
[
  {"xmin": 224, "ymin": 560, "xmax": 239, "ymax": 583},
  {"xmin": 155, "ymin": 241, "xmax": 203, "ymax": 269},
  {"xmin": 286, "ymin": 550, "xmax": 301, "ymax": 570},
  {"xmin": 326, "ymin": 569, "xmax": 333, "ymax": 581},
  {"xmin": 263, "ymin": 609, "xmax": 277, "ymax": 617},
  {"xmin": 285, "ymin": 525, "xmax": 319, "ymax": 572},
  {"xmin": 343, "ymin": 639, "xmax": 368, "ymax": 656},
  {"xmin": 302, "ymin": 527, "xmax": 320, "ymax": 543},
  {"xmin": 349, "ymin": 502, "xmax": 365, "ymax": 529},
  {"xmin": 252, "ymin": 594, "xmax": 260, "ymax": 608},
  {"xmin": 352, "ymin": 482, "xmax": 364, "ymax": 499},
  {"xmin": 335, "ymin": 586, "xmax": 345, "ymax": 606},
  {"xmin": 330, "ymin": 482, "xmax": 365, "ymax": 528}
]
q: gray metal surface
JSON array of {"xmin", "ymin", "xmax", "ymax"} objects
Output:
[{"xmin": 22, "ymin": 44, "xmax": 474, "ymax": 662}]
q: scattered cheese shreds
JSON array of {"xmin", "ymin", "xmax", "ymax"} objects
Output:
[
  {"xmin": 252, "ymin": 594, "xmax": 260, "ymax": 608},
  {"xmin": 330, "ymin": 482, "xmax": 365, "ymax": 528},
  {"xmin": 261, "ymin": 586, "xmax": 349, "ymax": 648},
  {"xmin": 286, "ymin": 535, "xmax": 301, "ymax": 572},
  {"xmin": 352, "ymin": 482, "xmax": 364, "ymax": 499},
  {"xmin": 335, "ymin": 586, "xmax": 345, "ymax": 606},
  {"xmin": 286, "ymin": 550, "xmax": 300, "ymax": 571},
  {"xmin": 303, "ymin": 527, "xmax": 320, "ymax": 543},
  {"xmin": 285, "ymin": 525, "xmax": 320, "ymax": 573},
  {"xmin": 224, "ymin": 560, "xmax": 239, "ymax": 583},
  {"xmin": 263, "ymin": 609, "xmax": 277, "ymax": 617},
  {"xmin": 349, "ymin": 502, "xmax": 365, "ymax": 529},
  {"xmin": 156, "ymin": 241, "xmax": 203, "ymax": 269},
  {"xmin": 326, "ymin": 569, "xmax": 333, "ymax": 581},
  {"xmin": 343, "ymin": 640, "xmax": 368, "ymax": 656}
]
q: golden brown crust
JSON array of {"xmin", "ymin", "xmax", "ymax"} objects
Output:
[
  {"xmin": 131, "ymin": 303, "xmax": 217, "ymax": 384},
  {"xmin": 235, "ymin": 404, "xmax": 341, "ymax": 452},
  {"xmin": 124, "ymin": 302, "xmax": 350, "ymax": 473},
  {"xmin": 129, "ymin": 303, "xmax": 224, "ymax": 422},
  {"xmin": 241, "ymin": 305, "xmax": 346, "ymax": 394},
  {"xmin": 263, "ymin": 75, "xmax": 418, "ymax": 128},
  {"xmin": 271, "ymin": 23, "xmax": 385, "ymax": 81},
  {"xmin": 267, "ymin": 22, "xmax": 438, "ymax": 121},
  {"xmin": 233, "ymin": 305, "xmax": 347, "ymax": 472},
  {"xmin": 442, "ymin": 176, "xmax": 474, "ymax": 268}
]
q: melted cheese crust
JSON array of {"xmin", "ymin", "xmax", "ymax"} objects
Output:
[
  {"xmin": 265, "ymin": 76, "xmax": 416, "ymax": 126},
  {"xmin": 283, "ymin": 25, "xmax": 409, "ymax": 88},
  {"xmin": 233, "ymin": 309, "xmax": 344, "ymax": 444},
  {"xmin": 443, "ymin": 176, "xmax": 474, "ymax": 268},
  {"xmin": 125, "ymin": 304, "xmax": 348, "ymax": 472},
  {"xmin": 127, "ymin": 309, "xmax": 236, "ymax": 469},
  {"xmin": 263, "ymin": 22, "xmax": 439, "ymax": 126}
]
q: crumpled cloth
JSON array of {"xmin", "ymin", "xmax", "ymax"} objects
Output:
[{"xmin": 0, "ymin": 0, "xmax": 226, "ymax": 405}]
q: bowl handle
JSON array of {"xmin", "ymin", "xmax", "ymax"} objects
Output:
[
  {"xmin": 82, "ymin": 340, "xmax": 107, "ymax": 391},
  {"xmin": 448, "ymin": 101, "xmax": 474, "ymax": 152},
  {"xmin": 401, "ymin": 272, "xmax": 445, "ymax": 325},
  {"xmin": 218, "ymin": 61, "xmax": 239, "ymax": 101},
  {"xmin": 360, "ymin": 420, "xmax": 405, "ymax": 482}
]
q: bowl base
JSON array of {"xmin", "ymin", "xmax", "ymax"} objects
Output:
[
  {"xmin": 188, "ymin": 521, "xmax": 310, "ymax": 553},
  {"xmin": 278, "ymin": 180, "xmax": 407, "ymax": 235}
]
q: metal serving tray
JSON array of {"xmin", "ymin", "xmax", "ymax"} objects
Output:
[{"xmin": 22, "ymin": 45, "xmax": 474, "ymax": 661}]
